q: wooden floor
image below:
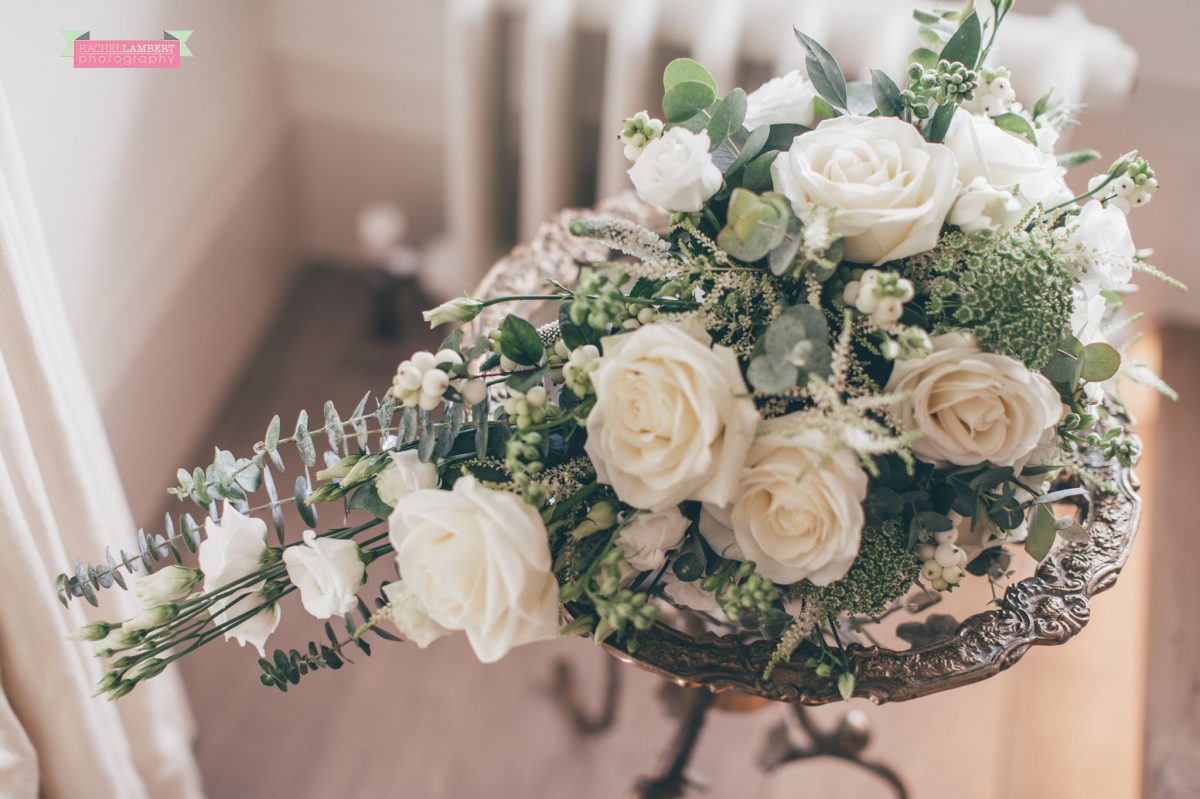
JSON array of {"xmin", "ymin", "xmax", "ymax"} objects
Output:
[{"xmin": 172, "ymin": 267, "xmax": 1186, "ymax": 799}]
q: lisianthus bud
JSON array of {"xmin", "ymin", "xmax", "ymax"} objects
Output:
[
  {"xmin": 135, "ymin": 565, "xmax": 202, "ymax": 607},
  {"xmin": 67, "ymin": 621, "xmax": 116, "ymax": 642},
  {"xmin": 122, "ymin": 603, "xmax": 178, "ymax": 633},
  {"xmin": 132, "ymin": 657, "xmax": 169, "ymax": 680},
  {"xmin": 422, "ymin": 296, "xmax": 484, "ymax": 328}
]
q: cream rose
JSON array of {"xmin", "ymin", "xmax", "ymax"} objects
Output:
[
  {"xmin": 944, "ymin": 109, "xmax": 1071, "ymax": 211},
  {"xmin": 699, "ymin": 421, "xmax": 868, "ymax": 585},
  {"xmin": 948, "ymin": 176, "xmax": 1022, "ymax": 233},
  {"xmin": 198, "ymin": 506, "xmax": 279, "ymax": 655},
  {"xmin": 617, "ymin": 508, "xmax": 689, "ymax": 571},
  {"xmin": 387, "ymin": 477, "xmax": 559, "ymax": 663},
  {"xmin": 885, "ymin": 332, "xmax": 1062, "ymax": 467},
  {"xmin": 770, "ymin": 115, "xmax": 959, "ymax": 265},
  {"xmin": 628, "ymin": 127, "xmax": 722, "ymax": 212},
  {"xmin": 585, "ymin": 322, "xmax": 760, "ymax": 512},
  {"xmin": 283, "ymin": 530, "xmax": 365, "ymax": 619},
  {"xmin": 375, "ymin": 449, "xmax": 439, "ymax": 507},
  {"xmin": 744, "ymin": 70, "xmax": 818, "ymax": 129}
]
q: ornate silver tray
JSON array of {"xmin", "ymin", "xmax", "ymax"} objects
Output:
[{"xmin": 471, "ymin": 194, "xmax": 1142, "ymax": 707}]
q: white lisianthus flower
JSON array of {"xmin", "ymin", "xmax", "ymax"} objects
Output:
[
  {"xmin": 744, "ymin": 69, "xmax": 818, "ymax": 129},
  {"xmin": 1071, "ymin": 289, "xmax": 1108, "ymax": 344},
  {"xmin": 422, "ymin": 296, "xmax": 484, "ymax": 328},
  {"xmin": 617, "ymin": 508, "xmax": 689, "ymax": 571},
  {"xmin": 699, "ymin": 421, "xmax": 869, "ymax": 585},
  {"xmin": 382, "ymin": 580, "xmax": 450, "ymax": 648},
  {"xmin": 388, "ymin": 477, "xmax": 560, "ymax": 663},
  {"xmin": 944, "ymin": 109, "xmax": 1071, "ymax": 211},
  {"xmin": 283, "ymin": 530, "xmax": 366, "ymax": 619},
  {"xmin": 585, "ymin": 321, "xmax": 760, "ymax": 512},
  {"xmin": 375, "ymin": 449, "xmax": 439, "ymax": 507},
  {"xmin": 198, "ymin": 506, "xmax": 279, "ymax": 655},
  {"xmin": 771, "ymin": 116, "xmax": 959, "ymax": 264},
  {"xmin": 885, "ymin": 332, "xmax": 1062, "ymax": 468},
  {"xmin": 948, "ymin": 176, "xmax": 1022, "ymax": 233},
  {"xmin": 1059, "ymin": 200, "xmax": 1135, "ymax": 295},
  {"xmin": 135, "ymin": 565, "xmax": 201, "ymax": 607},
  {"xmin": 628, "ymin": 127, "xmax": 722, "ymax": 212}
]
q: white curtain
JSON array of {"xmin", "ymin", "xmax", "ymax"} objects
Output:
[{"xmin": 0, "ymin": 84, "xmax": 204, "ymax": 798}]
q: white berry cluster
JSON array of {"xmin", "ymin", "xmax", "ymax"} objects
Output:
[
  {"xmin": 962, "ymin": 66, "xmax": 1016, "ymax": 117},
  {"xmin": 391, "ymin": 350, "xmax": 486, "ymax": 410},
  {"xmin": 503, "ymin": 385, "xmax": 548, "ymax": 430},
  {"xmin": 842, "ymin": 269, "xmax": 915, "ymax": 326},
  {"xmin": 917, "ymin": 529, "xmax": 968, "ymax": 592},
  {"xmin": 1090, "ymin": 157, "xmax": 1158, "ymax": 214},
  {"xmin": 557, "ymin": 342, "xmax": 601, "ymax": 397},
  {"xmin": 621, "ymin": 306, "xmax": 657, "ymax": 330},
  {"xmin": 619, "ymin": 111, "xmax": 664, "ymax": 161}
]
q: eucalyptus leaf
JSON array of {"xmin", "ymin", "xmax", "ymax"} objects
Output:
[
  {"xmin": 1058, "ymin": 149, "xmax": 1102, "ymax": 170},
  {"xmin": 871, "ymin": 69, "xmax": 903, "ymax": 117},
  {"xmin": 742, "ymin": 151, "xmax": 779, "ymax": 192},
  {"xmin": 265, "ymin": 415, "xmax": 281, "ymax": 452},
  {"xmin": 323, "ymin": 400, "xmax": 345, "ymax": 453},
  {"xmin": 909, "ymin": 47, "xmax": 939, "ymax": 70},
  {"xmin": 794, "ymin": 29, "xmax": 848, "ymax": 111},
  {"xmin": 707, "ymin": 89, "xmax": 747, "ymax": 150},
  {"xmin": 417, "ymin": 409, "xmax": 436, "ymax": 462},
  {"xmin": 347, "ymin": 481, "xmax": 393, "ymax": 520},
  {"xmin": 663, "ymin": 57, "xmax": 717, "ymax": 93},
  {"xmin": 295, "ymin": 410, "xmax": 316, "ymax": 467},
  {"xmin": 662, "ymin": 80, "xmax": 717, "ymax": 123},
  {"xmin": 1080, "ymin": 342, "xmax": 1121, "ymax": 382},
  {"xmin": 474, "ymin": 401, "xmax": 490, "ymax": 460},
  {"xmin": 295, "ymin": 475, "xmax": 318, "ymax": 527},
  {"xmin": 763, "ymin": 124, "xmax": 808, "ymax": 152},
  {"xmin": 992, "ymin": 112, "xmax": 1038, "ymax": 145},
  {"xmin": 939, "ymin": 11, "xmax": 981, "ymax": 67},
  {"xmin": 845, "ymin": 81, "xmax": 877, "ymax": 115},
  {"xmin": 925, "ymin": 101, "xmax": 956, "ymax": 143},
  {"xmin": 1055, "ymin": 516, "xmax": 1090, "ymax": 543},
  {"xmin": 1025, "ymin": 503, "xmax": 1056, "ymax": 561},
  {"xmin": 723, "ymin": 125, "xmax": 770, "ymax": 176}
]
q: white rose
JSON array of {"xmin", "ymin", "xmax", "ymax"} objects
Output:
[
  {"xmin": 771, "ymin": 116, "xmax": 959, "ymax": 265},
  {"xmin": 282, "ymin": 530, "xmax": 366, "ymax": 619},
  {"xmin": 885, "ymin": 332, "xmax": 1062, "ymax": 467},
  {"xmin": 628, "ymin": 127, "xmax": 722, "ymax": 212},
  {"xmin": 382, "ymin": 580, "xmax": 451, "ymax": 648},
  {"xmin": 944, "ymin": 109, "xmax": 1071, "ymax": 211},
  {"xmin": 585, "ymin": 322, "xmax": 760, "ymax": 512},
  {"xmin": 617, "ymin": 508, "xmax": 689, "ymax": 571},
  {"xmin": 1059, "ymin": 200, "xmax": 1135, "ymax": 295},
  {"xmin": 375, "ymin": 449, "xmax": 439, "ymax": 507},
  {"xmin": 387, "ymin": 477, "xmax": 559, "ymax": 663},
  {"xmin": 199, "ymin": 506, "xmax": 280, "ymax": 655},
  {"xmin": 948, "ymin": 176, "xmax": 1022, "ymax": 233},
  {"xmin": 744, "ymin": 70, "xmax": 818, "ymax": 129},
  {"xmin": 699, "ymin": 421, "xmax": 868, "ymax": 585}
]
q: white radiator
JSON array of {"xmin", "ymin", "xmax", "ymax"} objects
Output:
[{"xmin": 424, "ymin": 0, "xmax": 1137, "ymax": 299}]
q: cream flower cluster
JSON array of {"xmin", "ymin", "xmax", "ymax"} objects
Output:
[
  {"xmin": 559, "ymin": 342, "xmax": 600, "ymax": 397},
  {"xmin": 842, "ymin": 269, "xmax": 915, "ymax": 326},
  {"xmin": 619, "ymin": 111, "xmax": 664, "ymax": 161},
  {"xmin": 961, "ymin": 66, "xmax": 1016, "ymax": 117},
  {"xmin": 391, "ymin": 349, "xmax": 485, "ymax": 410},
  {"xmin": 917, "ymin": 527, "xmax": 967, "ymax": 592}
]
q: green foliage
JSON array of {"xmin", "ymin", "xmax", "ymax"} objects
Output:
[
  {"xmin": 993, "ymin": 112, "xmax": 1037, "ymax": 144},
  {"xmin": 716, "ymin": 189, "xmax": 791, "ymax": 262},
  {"xmin": 746, "ymin": 304, "xmax": 832, "ymax": 394},
  {"xmin": 939, "ymin": 12, "xmax": 981, "ymax": 68},
  {"xmin": 497, "ymin": 314, "xmax": 544, "ymax": 366},
  {"xmin": 793, "ymin": 520, "xmax": 920, "ymax": 620},
  {"xmin": 911, "ymin": 225, "xmax": 1076, "ymax": 370},
  {"xmin": 663, "ymin": 57, "xmax": 716, "ymax": 94},
  {"xmin": 793, "ymin": 29, "xmax": 848, "ymax": 112}
]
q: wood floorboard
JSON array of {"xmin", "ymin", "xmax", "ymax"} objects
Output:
[{"xmin": 170, "ymin": 267, "xmax": 1172, "ymax": 798}]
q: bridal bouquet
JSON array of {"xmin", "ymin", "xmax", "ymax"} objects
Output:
[{"xmin": 61, "ymin": 1, "xmax": 1177, "ymax": 701}]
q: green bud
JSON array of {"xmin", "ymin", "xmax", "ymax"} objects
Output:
[
  {"xmin": 422, "ymin": 296, "xmax": 485, "ymax": 328},
  {"xmin": 67, "ymin": 621, "xmax": 115, "ymax": 642}
]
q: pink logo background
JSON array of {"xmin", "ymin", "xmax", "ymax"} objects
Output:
[{"xmin": 73, "ymin": 40, "xmax": 180, "ymax": 69}]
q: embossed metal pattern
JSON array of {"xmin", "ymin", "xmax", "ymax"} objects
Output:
[{"xmin": 474, "ymin": 196, "xmax": 1142, "ymax": 706}]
